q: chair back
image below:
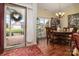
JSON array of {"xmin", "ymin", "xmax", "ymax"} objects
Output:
[
  {"xmin": 46, "ymin": 27, "xmax": 51, "ymax": 39},
  {"xmin": 72, "ymin": 27, "xmax": 78, "ymax": 33}
]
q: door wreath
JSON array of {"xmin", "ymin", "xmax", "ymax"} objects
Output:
[{"xmin": 10, "ymin": 11, "xmax": 22, "ymax": 22}]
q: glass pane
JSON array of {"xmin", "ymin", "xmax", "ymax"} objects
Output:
[
  {"xmin": 6, "ymin": 15, "xmax": 10, "ymax": 37},
  {"xmin": 5, "ymin": 6, "xmax": 25, "ymax": 47}
]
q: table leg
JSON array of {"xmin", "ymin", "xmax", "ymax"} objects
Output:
[{"xmin": 69, "ymin": 40, "xmax": 73, "ymax": 56}]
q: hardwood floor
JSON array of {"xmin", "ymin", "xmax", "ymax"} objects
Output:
[
  {"xmin": 1, "ymin": 38, "xmax": 72, "ymax": 56},
  {"xmin": 37, "ymin": 38, "xmax": 71, "ymax": 56}
]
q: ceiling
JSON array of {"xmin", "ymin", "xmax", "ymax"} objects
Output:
[{"xmin": 38, "ymin": 3, "xmax": 79, "ymax": 13}]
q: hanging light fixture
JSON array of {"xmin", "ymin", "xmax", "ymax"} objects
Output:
[{"xmin": 56, "ymin": 3, "xmax": 65, "ymax": 18}]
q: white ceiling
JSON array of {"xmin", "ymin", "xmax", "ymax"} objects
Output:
[{"xmin": 38, "ymin": 3, "xmax": 79, "ymax": 13}]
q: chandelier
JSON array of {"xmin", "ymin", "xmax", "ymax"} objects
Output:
[
  {"xmin": 56, "ymin": 4, "xmax": 65, "ymax": 18},
  {"xmin": 56, "ymin": 12, "xmax": 65, "ymax": 18}
]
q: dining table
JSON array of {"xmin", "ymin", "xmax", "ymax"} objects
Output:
[
  {"xmin": 51, "ymin": 31, "xmax": 73, "ymax": 40},
  {"xmin": 51, "ymin": 31, "xmax": 74, "ymax": 55}
]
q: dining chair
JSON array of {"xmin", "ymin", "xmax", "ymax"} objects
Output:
[
  {"xmin": 72, "ymin": 33, "xmax": 79, "ymax": 56},
  {"xmin": 70, "ymin": 27, "xmax": 79, "ymax": 56},
  {"xmin": 68, "ymin": 27, "xmax": 78, "ymax": 55},
  {"xmin": 46, "ymin": 27, "xmax": 51, "ymax": 45},
  {"xmin": 46, "ymin": 27, "xmax": 56, "ymax": 45}
]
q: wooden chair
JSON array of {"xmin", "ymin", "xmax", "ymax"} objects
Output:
[
  {"xmin": 46, "ymin": 27, "xmax": 51, "ymax": 44},
  {"xmin": 72, "ymin": 33, "xmax": 79, "ymax": 55},
  {"xmin": 46, "ymin": 27, "xmax": 57, "ymax": 45},
  {"xmin": 68, "ymin": 27, "xmax": 78, "ymax": 55},
  {"xmin": 70, "ymin": 27, "xmax": 79, "ymax": 56}
]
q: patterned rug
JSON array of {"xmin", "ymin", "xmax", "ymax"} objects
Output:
[
  {"xmin": 1, "ymin": 45, "xmax": 71, "ymax": 56},
  {"xmin": 1, "ymin": 45, "xmax": 45, "ymax": 56}
]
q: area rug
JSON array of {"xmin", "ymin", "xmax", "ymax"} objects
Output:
[
  {"xmin": 1, "ymin": 45, "xmax": 45, "ymax": 56},
  {"xmin": 1, "ymin": 44, "xmax": 71, "ymax": 56}
]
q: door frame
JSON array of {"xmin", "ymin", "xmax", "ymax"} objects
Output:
[{"xmin": 4, "ymin": 3, "xmax": 27, "ymax": 49}]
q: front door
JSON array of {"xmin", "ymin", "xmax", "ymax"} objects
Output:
[{"xmin": 4, "ymin": 4, "xmax": 26, "ymax": 49}]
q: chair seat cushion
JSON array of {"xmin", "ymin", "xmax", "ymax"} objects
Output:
[{"xmin": 73, "ymin": 33, "xmax": 79, "ymax": 49}]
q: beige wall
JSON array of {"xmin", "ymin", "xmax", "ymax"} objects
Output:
[
  {"xmin": 37, "ymin": 7, "xmax": 54, "ymax": 19},
  {"xmin": 62, "ymin": 5, "xmax": 79, "ymax": 28},
  {"xmin": 52, "ymin": 5, "xmax": 79, "ymax": 28}
]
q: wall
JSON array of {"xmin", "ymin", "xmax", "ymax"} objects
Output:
[
  {"xmin": 15, "ymin": 3, "xmax": 37, "ymax": 46},
  {"xmin": 37, "ymin": 7, "xmax": 54, "ymax": 38},
  {"xmin": 26, "ymin": 4, "xmax": 37, "ymax": 45},
  {"xmin": 37, "ymin": 7, "xmax": 54, "ymax": 29},
  {"xmin": 37, "ymin": 7, "xmax": 54, "ymax": 19},
  {"xmin": 59, "ymin": 5, "xmax": 79, "ymax": 28},
  {"xmin": 51, "ymin": 5, "xmax": 79, "ymax": 28}
]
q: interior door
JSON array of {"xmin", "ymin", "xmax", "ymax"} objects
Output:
[
  {"xmin": 4, "ymin": 4, "xmax": 26, "ymax": 49},
  {"xmin": 0, "ymin": 3, "xmax": 4, "ymax": 54}
]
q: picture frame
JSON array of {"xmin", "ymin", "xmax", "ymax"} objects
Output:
[
  {"xmin": 51, "ymin": 17, "xmax": 60, "ymax": 27},
  {"xmin": 68, "ymin": 13, "xmax": 79, "ymax": 28}
]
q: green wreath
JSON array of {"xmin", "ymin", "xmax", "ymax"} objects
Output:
[{"xmin": 10, "ymin": 11, "xmax": 22, "ymax": 22}]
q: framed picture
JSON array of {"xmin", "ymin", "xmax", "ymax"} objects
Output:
[
  {"xmin": 51, "ymin": 18, "xmax": 60, "ymax": 27},
  {"xmin": 68, "ymin": 13, "xmax": 79, "ymax": 28}
]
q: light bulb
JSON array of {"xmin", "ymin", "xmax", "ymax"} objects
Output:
[
  {"xmin": 61, "ymin": 12, "xmax": 65, "ymax": 16},
  {"xmin": 56, "ymin": 13, "xmax": 58, "ymax": 16},
  {"xmin": 59, "ymin": 12, "xmax": 61, "ymax": 15},
  {"xmin": 56, "ymin": 12, "xmax": 65, "ymax": 18}
]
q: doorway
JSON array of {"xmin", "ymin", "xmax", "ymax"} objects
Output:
[
  {"xmin": 4, "ymin": 4, "xmax": 26, "ymax": 49},
  {"xmin": 36, "ymin": 17, "xmax": 50, "ymax": 43}
]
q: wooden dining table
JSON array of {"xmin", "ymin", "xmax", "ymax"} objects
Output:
[
  {"xmin": 52, "ymin": 31, "xmax": 73, "ymax": 36},
  {"xmin": 51, "ymin": 31, "xmax": 74, "ymax": 55},
  {"xmin": 51, "ymin": 31, "xmax": 73, "ymax": 40}
]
